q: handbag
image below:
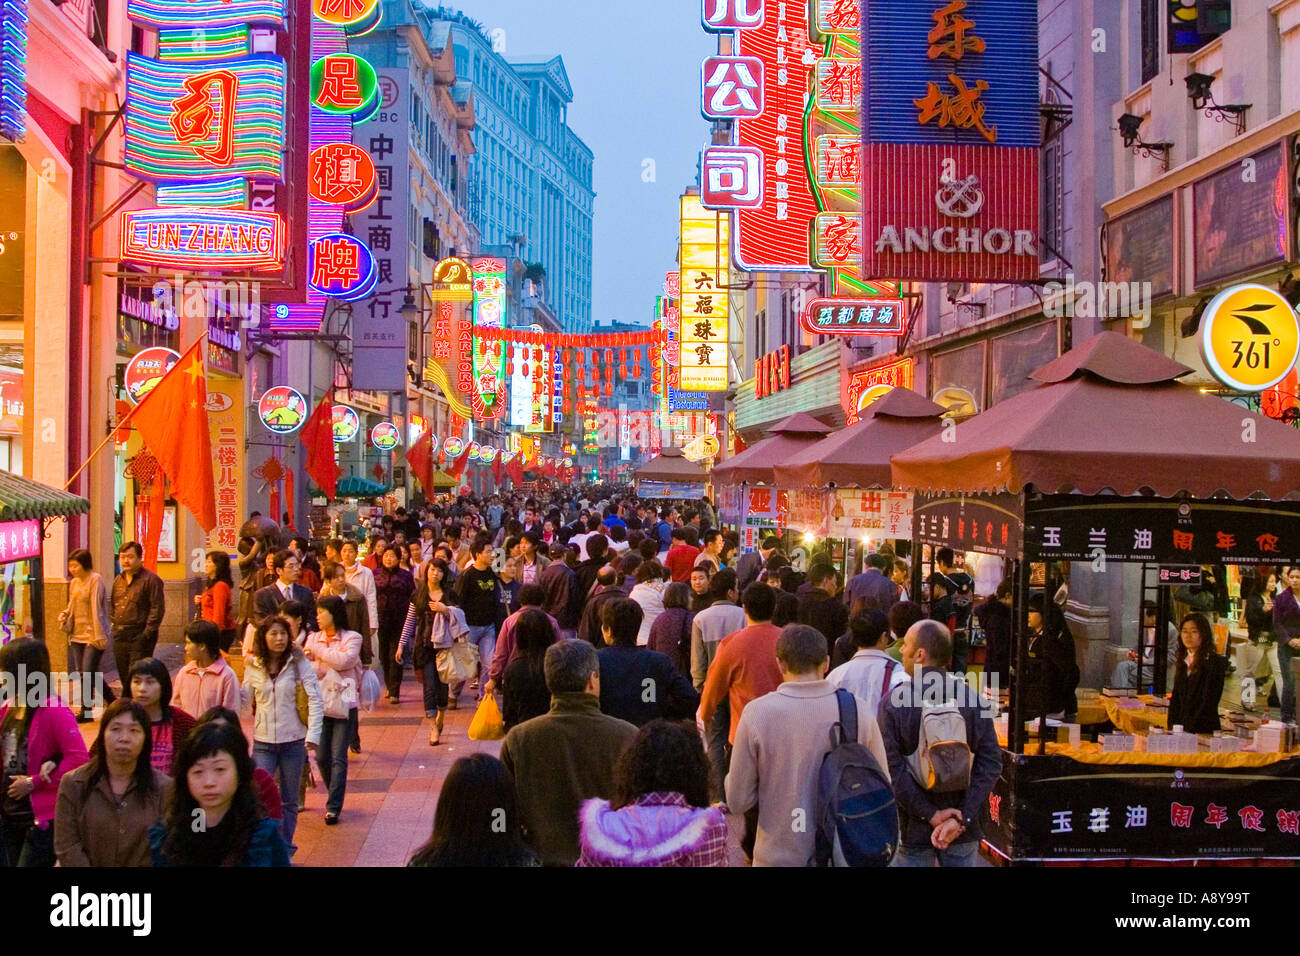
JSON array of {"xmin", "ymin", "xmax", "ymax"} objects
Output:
[
  {"xmin": 318, "ymin": 666, "xmax": 359, "ymax": 719},
  {"xmin": 436, "ymin": 640, "xmax": 478, "ymax": 684}
]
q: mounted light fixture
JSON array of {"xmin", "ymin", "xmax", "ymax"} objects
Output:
[
  {"xmin": 1184, "ymin": 72, "xmax": 1249, "ymax": 135},
  {"xmin": 1117, "ymin": 113, "xmax": 1173, "ymax": 169}
]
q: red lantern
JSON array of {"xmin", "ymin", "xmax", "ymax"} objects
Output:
[
  {"xmin": 619, "ymin": 348, "xmax": 627, "ymax": 364},
  {"xmin": 604, "ymin": 381, "xmax": 612, "ymax": 396},
  {"xmin": 563, "ymin": 349, "xmax": 570, "ymax": 364},
  {"xmin": 604, "ymin": 349, "xmax": 613, "ymax": 365},
  {"xmin": 533, "ymin": 347, "xmax": 542, "ymax": 363},
  {"xmin": 576, "ymin": 349, "xmax": 584, "ymax": 366},
  {"xmin": 563, "ymin": 399, "xmax": 571, "ymax": 415},
  {"xmin": 619, "ymin": 364, "xmax": 628, "ymax": 378},
  {"xmin": 521, "ymin": 362, "xmax": 528, "ymax": 377},
  {"xmin": 506, "ymin": 356, "xmax": 514, "ymax": 376}
]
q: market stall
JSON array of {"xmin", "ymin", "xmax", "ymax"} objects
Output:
[
  {"xmin": 890, "ymin": 332, "xmax": 1300, "ymax": 862},
  {"xmin": 633, "ymin": 447, "xmax": 708, "ymax": 500},
  {"xmin": 0, "ymin": 471, "xmax": 91, "ymax": 642},
  {"xmin": 772, "ymin": 387, "xmax": 944, "ymax": 573}
]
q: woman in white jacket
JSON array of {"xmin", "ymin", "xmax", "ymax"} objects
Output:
[
  {"xmin": 630, "ymin": 560, "xmax": 669, "ymax": 646},
  {"xmin": 242, "ymin": 615, "xmax": 323, "ymax": 854},
  {"xmin": 303, "ymin": 595, "xmax": 362, "ymax": 826}
]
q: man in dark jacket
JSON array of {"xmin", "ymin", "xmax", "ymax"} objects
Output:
[
  {"xmin": 878, "ymin": 620, "xmax": 1002, "ymax": 867},
  {"xmin": 796, "ymin": 563, "xmax": 848, "ymax": 657},
  {"xmin": 596, "ymin": 598, "xmax": 698, "ymax": 725},
  {"xmin": 578, "ymin": 567, "xmax": 628, "ymax": 646},
  {"xmin": 734, "ymin": 536, "xmax": 779, "ymax": 595},
  {"xmin": 252, "ymin": 549, "xmax": 318, "ymax": 634},
  {"xmin": 843, "ymin": 551, "xmax": 901, "ymax": 613},
  {"xmin": 500, "ymin": 639, "xmax": 638, "ymax": 866},
  {"xmin": 574, "ymin": 533, "xmax": 609, "ymax": 603},
  {"xmin": 111, "ymin": 541, "xmax": 166, "ymax": 695},
  {"xmin": 538, "ymin": 553, "xmax": 579, "ymax": 640}
]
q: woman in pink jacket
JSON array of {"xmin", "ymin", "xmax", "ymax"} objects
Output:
[
  {"xmin": 0, "ymin": 638, "xmax": 89, "ymax": 866},
  {"xmin": 303, "ymin": 595, "xmax": 362, "ymax": 825}
]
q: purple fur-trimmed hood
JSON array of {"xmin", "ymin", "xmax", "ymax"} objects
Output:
[{"xmin": 576, "ymin": 792, "xmax": 729, "ymax": 867}]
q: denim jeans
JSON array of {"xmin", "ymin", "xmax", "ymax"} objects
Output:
[
  {"xmin": 892, "ymin": 840, "xmax": 983, "ymax": 867},
  {"xmin": 1, "ymin": 821, "xmax": 54, "ymax": 867},
  {"xmin": 317, "ymin": 709, "xmax": 358, "ymax": 815},
  {"xmin": 420, "ymin": 659, "xmax": 449, "ymax": 716},
  {"xmin": 466, "ymin": 624, "xmax": 496, "ymax": 693},
  {"xmin": 66, "ymin": 642, "xmax": 109, "ymax": 713},
  {"xmin": 252, "ymin": 739, "xmax": 307, "ymax": 851},
  {"xmin": 1278, "ymin": 640, "xmax": 1297, "ymax": 723},
  {"xmin": 706, "ymin": 700, "xmax": 731, "ymax": 803}
]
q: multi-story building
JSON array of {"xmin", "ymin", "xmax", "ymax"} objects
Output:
[{"xmin": 434, "ymin": 7, "xmax": 595, "ymax": 333}]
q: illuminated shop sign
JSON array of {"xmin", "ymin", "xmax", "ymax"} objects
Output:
[
  {"xmin": 471, "ymin": 258, "xmax": 507, "ymax": 419},
  {"xmin": 307, "ymin": 142, "xmax": 378, "ymax": 212},
  {"xmin": 678, "ymin": 195, "xmax": 729, "ymax": 392},
  {"xmin": 308, "ymin": 233, "xmax": 377, "ymax": 301},
  {"xmin": 801, "ymin": 297, "xmax": 905, "ymax": 337},
  {"xmin": 258, "ymin": 386, "xmax": 308, "ymax": 434},
  {"xmin": 310, "ymin": 53, "xmax": 378, "ymax": 117},
  {"xmin": 127, "ymin": 0, "xmax": 285, "ymax": 29},
  {"xmin": 331, "ymin": 404, "xmax": 360, "ymax": 442},
  {"xmin": 120, "ymin": 208, "xmax": 286, "ymax": 270}
]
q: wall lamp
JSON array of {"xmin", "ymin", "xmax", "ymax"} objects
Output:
[
  {"xmin": 1117, "ymin": 113, "xmax": 1173, "ymax": 170},
  {"xmin": 1184, "ymin": 72, "xmax": 1249, "ymax": 135}
]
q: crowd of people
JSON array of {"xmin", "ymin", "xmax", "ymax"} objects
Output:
[{"xmin": 2, "ymin": 482, "xmax": 1247, "ymax": 867}]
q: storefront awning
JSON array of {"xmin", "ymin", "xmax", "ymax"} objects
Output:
[
  {"xmin": 336, "ymin": 475, "xmax": 389, "ymax": 497},
  {"xmin": 891, "ymin": 331, "xmax": 1300, "ymax": 499},
  {"xmin": 428, "ymin": 469, "xmax": 459, "ymax": 488},
  {"xmin": 711, "ymin": 412, "xmax": 833, "ymax": 486},
  {"xmin": 773, "ymin": 387, "xmax": 946, "ymax": 489},
  {"xmin": 633, "ymin": 447, "xmax": 709, "ymax": 483},
  {"xmin": 0, "ymin": 471, "xmax": 91, "ymax": 522}
]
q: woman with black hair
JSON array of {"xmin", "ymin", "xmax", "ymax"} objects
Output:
[
  {"xmin": 396, "ymin": 558, "xmax": 466, "ymax": 745},
  {"xmin": 148, "ymin": 721, "xmax": 290, "ymax": 866},
  {"xmin": 54, "ymin": 700, "xmax": 172, "ymax": 866},
  {"xmin": 304, "ymin": 594, "xmax": 362, "ymax": 825},
  {"xmin": 1168, "ymin": 612, "xmax": 1229, "ymax": 734},
  {"xmin": 500, "ymin": 608, "xmax": 557, "ymax": 730},
  {"xmin": 195, "ymin": 550, "xmax": 237, "ymax": 650},
  {"xmin": 124, "ymin": 658, "xmax": 196, "ymax": 778},
  {"xmin": 0, "ymin": 638, "xmax": 88, "ymax": 867},
  {"xmin": 59, "ymin": 548, "xmax": 112, "ymax": 720},
  {"xmin": 1026, "ymin": 592, "xmax": 1080, "ymax": 721},
  {"xmin": 407, "ymin": 754, "xmax": 537, "ymax": 867},
  {"xmin": 577, "ymin": 719, "xmax": 727, "ymax": 867}
]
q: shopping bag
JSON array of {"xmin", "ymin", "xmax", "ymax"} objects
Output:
[
  {"xmin": 319, "ymin": 668, "xmax": 358, "ymax": 719},
  {"xmin": 436, "ymin": 641, "xmax": 479, "ymax": 685},
  {"xmin": 467, "ymin": 692, "xmax": 505, "ymax": 741},
  {"xmin": 360, "ymin": 669, "xmax": 382, "ymax": 712}
]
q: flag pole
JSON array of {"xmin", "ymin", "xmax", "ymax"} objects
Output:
[{"xmin": 63, "ymin": 331, "xmax": 210, "ymax": 491}]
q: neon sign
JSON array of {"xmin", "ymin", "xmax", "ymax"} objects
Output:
[
  {"xmin": 125, "ymin": 52, "xmax": 287, "ymax": 184},
  {"xmin": 678, "ymin": 195, "xmax": 729, "ymax": 392},
  {"xmin": 431, "ymin": 257, "xmax": 473, "ymax": 301},
  {"xmin": 846, "ymin": 359, "xmax": 914, "ymax": 424},
  {"xmin": 471, "ymin": 257, "xmax": 507, "ymax": 419},
  {"xmin": 308, "ymin": 233, "xmax": 377, "ymax": 301},
  {"xmin": 127, "ymin": 0, "xmax": 285, "ymax": 29},
  {"xmin": 0, "ymin": 0, "xmax": 28, "ymax": 142},
  {"xmin": 310, "ymin": 54, "xmax": 378, "ymax": 116},
  {"xmin": 312, "ymin": 0, "xmax": 378, "ymax": 29},
  {"xmin": 801, "ymin": 298, "xmax": 905, "ymax": 337},
  {"xmin": 307, "ymin": 142, "xmax": 377, "ymax": 212},
  {"xmin": 121, "ymin": 208, "xmax": 286, "ymax": 270}
]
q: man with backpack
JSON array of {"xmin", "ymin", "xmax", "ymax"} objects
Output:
[
  {"xmin": 878, "ymin": 620, "xmax": 1002, "ymax": 867},
  {"xmin": 725, "ymin": 624, "xmax": 890, "ymax": 867},
  {"xmin": 828, "ymin": 609, "xmax": 910, "ymax": 718}
]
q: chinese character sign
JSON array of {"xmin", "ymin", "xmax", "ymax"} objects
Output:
[
  {"xmin": 845, "ymin": 358, "xmax": 914, "ymax": 423},
  {"xmin": 860, "ymin": 0, "xmax": 1040, "ymax": 283},
  {"xmin": 308, "ymin": 233, "xmax": 377, "ymax": 301},
  {"xmin": 206, "ymin": 376, "xmax": 245, "ymax": 553},
  {"xmin": 801, "ymin": 297, "xmax": 906, "ymax": 338},
  {"xmin": 830, "ymin": 490, "xmax": 913, "ymax": 540},
  {"xmin": 701, "ymin": 146, "xmax": 764, "ymax": 209},
  {"xmin": 701, "ymin": 56, "xmax": 764, "ymax": 119},
  {"xmin": 472, "ymin": 258, "xmax": 508, "ymax": 419},
  {"xmin": 678, "ymin": 195, "xmax": 729, "ymax": 392}
]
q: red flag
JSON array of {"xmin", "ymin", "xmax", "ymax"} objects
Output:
[
  {"xmin": 123, "ymin": 338, "xmax": 216, "ymax": 530},
  {"xmin": 300, "ymin": 397, "xmax": 340, "ymax": 500},
  {"xmin": 447, "ymin": 443, "xmax": 473, "ymax": 479},
  {"xmin": 506, "ymin": 454, "xmax": 524, "ymax": 487},
  {"xmin": 405, "ymin": 429, "xmax": 435, "ymax": 492},
  {"xmin": 491, "ymin": 454, "xmax": 504, "ymax": 487}
]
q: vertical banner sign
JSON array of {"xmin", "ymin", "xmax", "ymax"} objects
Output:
[
  {"xmin": 206, "ymin": 377, "xmax": 245, "ymax": 552},
  {"xmin": 729, "ymin": 0, "xmax": 819, "ymax": 271},
  {"xmin": 472, "ymin": 258, "xmax": 508, "ymax": 419},
  {"xmin": 678, "ymin": 195, "xmax": 730, "ymax": 392},
  {"xmin": 861, "ymin": 0, "xmax": 1040, "ymax": 282},
  {"xmin": 350, "ymin": 68, "xmax": 410, "ymax": 391}
]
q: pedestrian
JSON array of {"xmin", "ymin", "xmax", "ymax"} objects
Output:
[
  {"xmin": 827, "ymin": 609, "xmax": 909, "ymax": 718},
  {"xmin": 578, "ymin": 566, "xmax": 630, "ymax": 646},
  {"xmin": 289, "ymin": 537, "xmax": 321, "ymax": 592},
  {"xmin": 172, "ymin": 620, "xmax": 240, "ymax": 717},
  {"xmin": 648, "ymin": 582, "xmax": 694, "ymax": 679},
  {"xmin": 485, "ymin": 584, "xmax": 561, "ymax": 694},
  {"xmin": 734, "ymin": 538, "xmax": 777, "ymax": 595},
  {"xmin": 694, "ymin": 529, "xmax": 724, "ymax": 570},
  {"xmin": 194, "ymin": 550, "xmax": 237, "ymax": 652},
  {"xmin": 340, "ymin": 540, "xmax": 379, "ymax": 670},
  {"xmin": 797, "ymin": 564, "xmax": 849, "ymax": 658},
  {"xmin": 408, "ymin": 754, "xmax": 538, "ymax": 867},
  {"xmin": 1168, "ymin": 612, "xmax": 1230, "ymax": 734},
  {"xmin": 499, "ymin": 640, "xmax": 638, "ymax": 866},
  {"xmin": 689, "ymin": 563, "xmax": 714, "ymax": 613},
  {"xmin": 689, "ymin": 568, "xmax": 744, "ymax": 692},
  {"xmin": 698, "ymin": 583, "xmax": 783, "ymax": 806},
  {"xmin": 843, "ymin": 552, "xmax": 900, "ymax": 615},
  {"xmin": 663, "ymin": 528, "xmax": 700, "ymax": 583},
  {"xmin": 303, "ymin": 594, "xmax": 362, "ymax": 825},
  {"xmin": 455, "ymin": 536, "xmax": 502, "ymax": 701},
  {"xmin": 0, "ymin": 638, "xmax": 89, "ymax": 866},
  {"xmin": 248, "ymin": 549, "xmax": 318, "ymax": 654},
  {"xmin": 500, "ymin": 608, "xmax": 559, "ymax": 730},
  {"xmin": 973, "ymin": 582, "xmax": 1013, "ymax": 688},
  {"xmin": 59, "ymin": 548, "xmax": 112, "ymax": 721},
  {"xmin": 374, "ymin": 545, "xmax": 416, "ymax": 704},
  {"xmin": 577, "ymin": 720, "xmax": 727, "ymax": 868},
  {"xmin": 123, "ymin": 658, "xmax": 195, "ymax": 777},
  {"xmin": 148, "ymin": 722, "xmax": 290, "ymax": 867},
  {"xmin": 53, "ymin": 699, "xmax": 172, "ymax": 867},
  {"xmin": 1025, "ymin": 593, "xmax": 1079, "ymax": 721},
  {"xmin": 1273, "ymin": 567, "xmax": 1300, "ymax": 723},
  {"xmin": 242, "ymin": 615, "xmax": 323, "ymax": 852},
  {"xmin": 597, "ymin": 598, "xmax": 699, "ymax": 726},
  {"xmin": 109, "ymin": 542, "xmax": 165, "ymax": 696},
  {"xmin": 772, "ymin": 591, "xmax": 800, "ymax": 627},
  {"xmin": 519, "ymin": 531, "xmax": 550, "ymax": 587},
  {"xmin": 575, "ymin": 532, "xmax": 609, "ymax": 599},
  {"xmin": 396, "ymin": 559, "xmax": 468, "ymax": 745},
  {"xmin": 878, "ymin": 620, "xmax": 1001, "ymax": 867},
  {"xmin": 318, "ymin": 560, "xmax": 372, "ymax": 662},
  {"xmin": 629, "ymin": 560, "xmax": 668, "ymax": 646}
]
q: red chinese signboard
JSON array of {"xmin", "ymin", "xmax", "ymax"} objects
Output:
[
  {"xmin": 307, "ymin": 142, "xmax": 378, "ymax": 212},
  {"xmin": 754, "ymin": 344, "xmax": 791, "ymax": 399},
  {"xmin": 845, "ymin": 358, "xmax": 915, "ymax": 424}
]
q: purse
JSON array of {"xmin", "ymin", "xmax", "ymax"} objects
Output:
[
  {"xmin": 295, "ymin": 669, "xmax": 310, "ymax": 726},
  {"xmin": 318, "ymin": 667, "xmax": 358, "ymax": 719}
]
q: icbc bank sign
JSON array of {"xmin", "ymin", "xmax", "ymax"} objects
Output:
[{"xmin": 861, "ymin": 0, "xmax": 1040, "ymax": 283}]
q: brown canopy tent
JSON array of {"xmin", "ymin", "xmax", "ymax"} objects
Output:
[
  {"xmin": 886, "ymin": 332, "xmax": 1300, "ymax": 862},
  {"xmin": 633, "ymin": 447, "xmax": 709, "ymax": 483},
  {"xmin": 891, "ymin": 331, "xmax": 1300, "ymax": 499},
  {"xmin": 710, "ymin": 412, "xmax": 833, "ymax": 486},
  {"xmin": 773, "ymin": 387, "xmax": 946, "ymax": 489}
]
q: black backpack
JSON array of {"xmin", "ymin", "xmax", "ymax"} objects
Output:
[{"xmin": 814, "ymin": 689, "xmax": 898, "ymax": 867}]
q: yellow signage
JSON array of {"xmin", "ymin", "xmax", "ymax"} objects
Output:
[
  {"xmin": 678, "ymin": 194, "xmax": 729, "ymax": 391},
  {"xmin": 1199, "ymin": 284, "xmax": 1300, "ymax": 393}
]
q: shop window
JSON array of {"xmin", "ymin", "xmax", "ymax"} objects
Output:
[
  {"xmin": 930, "ymin": 342, "xmax": 986, "ymax": 419},
  {"xmin": 990, "ymin": 321, "xmax": 1059, "ymax": 407},
  {"xmin": 1041, "ymin": 138, "xmax": 1064, "ymax": 263},
  {"xmin": 1141, "ymin": 0, "xmax": 1161, "ymax": 84}
]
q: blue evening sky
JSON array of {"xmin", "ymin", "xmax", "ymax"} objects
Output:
[{"xmin": 461, "ymin": 0, "xmax": 713, "ymax": 328}]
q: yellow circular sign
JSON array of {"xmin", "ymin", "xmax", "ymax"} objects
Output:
[{"xmin": 1200, "ymin": 284, "xmax": 1300, "ymax": 392}]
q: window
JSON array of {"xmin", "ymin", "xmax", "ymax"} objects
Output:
[
  {"xmin": 1140, "ymin": 0, "xmax": 1161, "ymax": 84},
  {"xmin": 1041, "ymin": 137, "xmax": 1064, "ymax": 262}
]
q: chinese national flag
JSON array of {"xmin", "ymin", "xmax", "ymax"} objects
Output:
[
  {"xmin": 405, "ymin": 429, "xmax": 435, "ymax": 492},
  {"xmin": 123, "ymin": 339, "xmax": 216, "ymax": 531},
  {"xmin": 490, "ymin": 454, "xmax": 504, "ymax": 487},
  {"xmin": 447, "ymin": 444, "xmax": 473, "ymax": 479},
  {"xmin": 301, "ymin": 396, "xmax": 340, "ymax": 500},
  {"xmin": 506, "ymin": 454, "xmax": 524, "ymax": 487}
]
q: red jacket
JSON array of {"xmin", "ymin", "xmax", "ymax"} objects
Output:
[
  {"xmin": 0, "ymin": 703, "xmax": 89, "ymax": 827},
  {"xmin": 698, "ymin": 623, "xmax": 784, "ymax": 744},
  {"xmin": 664, "ymin": 545, "xmax": 701, "ymax": 583}
]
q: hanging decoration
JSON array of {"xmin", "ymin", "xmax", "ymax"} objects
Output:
[{"xmin": 253, "ymin": 456, "xmax": 287, "ymax": 526}]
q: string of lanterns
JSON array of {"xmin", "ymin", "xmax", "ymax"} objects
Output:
[{"xmin": 475, "ymin": 328, "xmax": 652, "ymax": 410}]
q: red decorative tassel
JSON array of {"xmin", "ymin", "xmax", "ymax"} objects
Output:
[{"xmin": 285, "ymin": 470, "xmax": 294, "ymax": 529}]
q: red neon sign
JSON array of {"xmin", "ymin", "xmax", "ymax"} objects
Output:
[
  {"xmin": 307, "ymin": 142, "xmax": 378, "ymax": 211},
  {"xmin": 169, "ymin": 70, "xmax": 238, "ymax": 167}
]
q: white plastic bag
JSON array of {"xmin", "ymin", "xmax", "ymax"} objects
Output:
[{"xmin": 360, "ymin": 669, "xmax": 382, "ymax": 712}]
